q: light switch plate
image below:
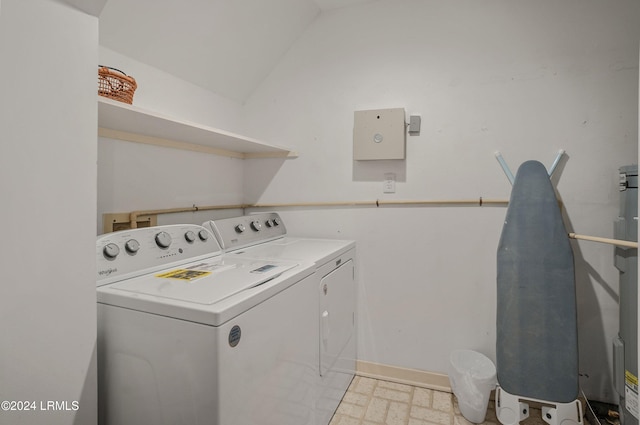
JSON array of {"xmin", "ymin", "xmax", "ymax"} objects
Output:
[{"xmin": 353, "ymin": 108, "xmax": 406, "ymax": 160}]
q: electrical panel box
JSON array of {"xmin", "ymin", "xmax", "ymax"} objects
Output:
[{"xmin": 353, "ymin": 108, "xmax": 405, "ymax": 160}]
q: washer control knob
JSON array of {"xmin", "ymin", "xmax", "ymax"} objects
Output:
[
  {"xmin": 125, "ymin": 239, "xmax": 140, "ymax": 254},
  {"xmin": 103, "ymin": 243, "xmax": 120, "ymax": 259},
  {"xmin": 155, "ymin": 231, "xmax": 172, "ymax": 248},
  {"xmin": 273, "ymin": 217, "xmax": 281, "ymax": 226},
  {"xmin": 198, "ymin": 229, "xmax": 210, "ymax": 241},
  {"xmin": 235, "ymin": 224, "xmax": 246, "ymax": 233},
  {"xmin": 250, "ymin": 220, "xmax": 262, "ymax": 231},
  {"xmin": 265, "ymin": 219, "xmax": 273, "ymax": 227},
  {"xmin": 184, "ymin": 230, "xmax": 196, "ymax": 243}
]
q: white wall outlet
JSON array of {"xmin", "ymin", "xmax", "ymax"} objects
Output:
[{"xmin": 383, "ymin": 173, "xmax": 396, "ymax": 193}]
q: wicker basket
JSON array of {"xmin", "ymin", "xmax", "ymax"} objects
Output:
[{"xmin": 98, "ymin": 66, "xmax": 137, "ymax": 104}]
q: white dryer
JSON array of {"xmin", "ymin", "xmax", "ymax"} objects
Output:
[
  {"xmin": 203, "ymin": 213, "xmax": 356, "ymax": 425},
  {"xmin": 96, "ymin": 224, "xmax": 319, "ymax": 425}
]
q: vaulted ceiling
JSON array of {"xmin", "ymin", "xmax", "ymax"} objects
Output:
[{"xmin": 98, "ymin": 0, "xmax": 376, "ymax": 103}]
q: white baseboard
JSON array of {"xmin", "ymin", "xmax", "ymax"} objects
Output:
[{"xmin": 356, "ymin": 360, "xmax": 452, "ymax": 393}]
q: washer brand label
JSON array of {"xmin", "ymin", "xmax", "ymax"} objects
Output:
[
  {"xmin": 98, "ymin": 268, "xmax": 117, "ymax": 276},
  {"xmin": 229, "ymin": 325, "xmax": 241, "ymax": 347}
]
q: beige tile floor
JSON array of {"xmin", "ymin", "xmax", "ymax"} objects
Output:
[{"xmin": 330, "ymin": 376, "xmax": 547, "ymax": 425}]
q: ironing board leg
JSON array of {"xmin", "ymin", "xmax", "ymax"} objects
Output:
[{"xmin": 496, "ymin": 386, "xmax": 583, "ymax": 425}]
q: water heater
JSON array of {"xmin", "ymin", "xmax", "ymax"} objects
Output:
[{"xmin": 613, "ymin": 164, "xmax": 638, "ymax": 425}]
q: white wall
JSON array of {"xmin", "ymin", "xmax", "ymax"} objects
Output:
[
  {"xmin": 97, "ymin": 48, "xmax": 246, "ymax": 233},
  {"xmin": 0, "ymin": 1, "xmax": 98, "ymax": 424},
  {"xmin": 241, "ymin": 0, "xmax": 639, "ymax": 402}
]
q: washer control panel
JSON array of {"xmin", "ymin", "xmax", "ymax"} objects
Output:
[
  {"xmin": 203, "ymin": 212, "xmax": 286, "ymax": 251},
  {"xmin": 96, "ymin": 224, "xmax": 219, "ymax": 286}
]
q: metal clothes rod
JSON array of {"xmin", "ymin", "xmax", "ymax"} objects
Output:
[
  {"xmin": 129, "ymin": 204, "xmax": 249, "ymax": 228},
  {"xmin": 124, "ymin": 204, "xmax": 636, "ymax": 249},
  {"xmin": 568, "ymin": 233, "xmax": 638, "ymax": 249},
  {"xmin": 127, "ymin": 198, "xmax": 509, "ymax": 228},
  {"xmin": 252, "ymin": 198, "xmax": 509, "ymax": 208}
]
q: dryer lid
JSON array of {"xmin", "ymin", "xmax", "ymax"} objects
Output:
[{"xmin": 230, "ymin": 237, "xmax": 355, "ymax": 266}]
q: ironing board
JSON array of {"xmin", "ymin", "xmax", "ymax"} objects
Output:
[{"xmin": 496, "ymin": 160, "xmax": 582, "ymax": 425}]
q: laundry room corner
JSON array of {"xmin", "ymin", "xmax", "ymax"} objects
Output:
[
  {"xmin": 240, "ymin": 0, "xmax": 640, "ymax": 404},
  {"xmin": 2, "ymin": 1, "xmax": 638, "ymax": 425}
]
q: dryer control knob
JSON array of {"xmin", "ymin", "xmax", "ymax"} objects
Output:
[
  {"xmin": 265, "ymin": 219, "xmax": 273, "ymax": 227},
  {"xmin": 184, "ymin": 231, "xmax": 196, "ymax": 243},
  {"xmin": 103, "ymin": 243, "xmax": 120, "ymax": 259},
  {"xmin": 235, "ymin": 224, "xmax": 246, "ymax": 233},
  {"xmin": 155, "ymin": 231, "xmax": 172, "ymax": 248},
  {"xmin": 125, "ymin": 239, "xmax": 140, "ymax": 254},
  {"xmin": 273, "ymin": 217, "xmax": 281, "ymax": 226},
  {"xmin": 198, "ymin": 230, "xmax": 210, "ymax": 241},
  {"xmin": 250, "ymin": 220, "xmax": 262, "ymax": 231}
]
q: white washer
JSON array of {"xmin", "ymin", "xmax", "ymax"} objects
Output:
[
  {"xmin": 203, "ymin": 213, "xmax": 356, "ymax": 425},
  {"xmin": 96, "ymin": 224, "xmax": 319, "ymax": 425}
]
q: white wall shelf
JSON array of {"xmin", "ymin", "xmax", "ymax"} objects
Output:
[{"xmin": 97, "ymin": 96, "xmax": 297, "ymax": 159}]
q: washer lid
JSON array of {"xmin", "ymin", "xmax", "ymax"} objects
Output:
[{"xmin": 105, "ymin": 256, "xmax": 298, "ymax": 305}]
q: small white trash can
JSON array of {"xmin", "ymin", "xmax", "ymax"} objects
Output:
[{"xmin": 448, "ymin": 349, "xmax": 497, "ymax": 424}]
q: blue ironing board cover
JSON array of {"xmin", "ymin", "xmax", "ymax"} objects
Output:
[{"xmin": 496, "ymin": 160, "xmax": 578, "ymax": 402}]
